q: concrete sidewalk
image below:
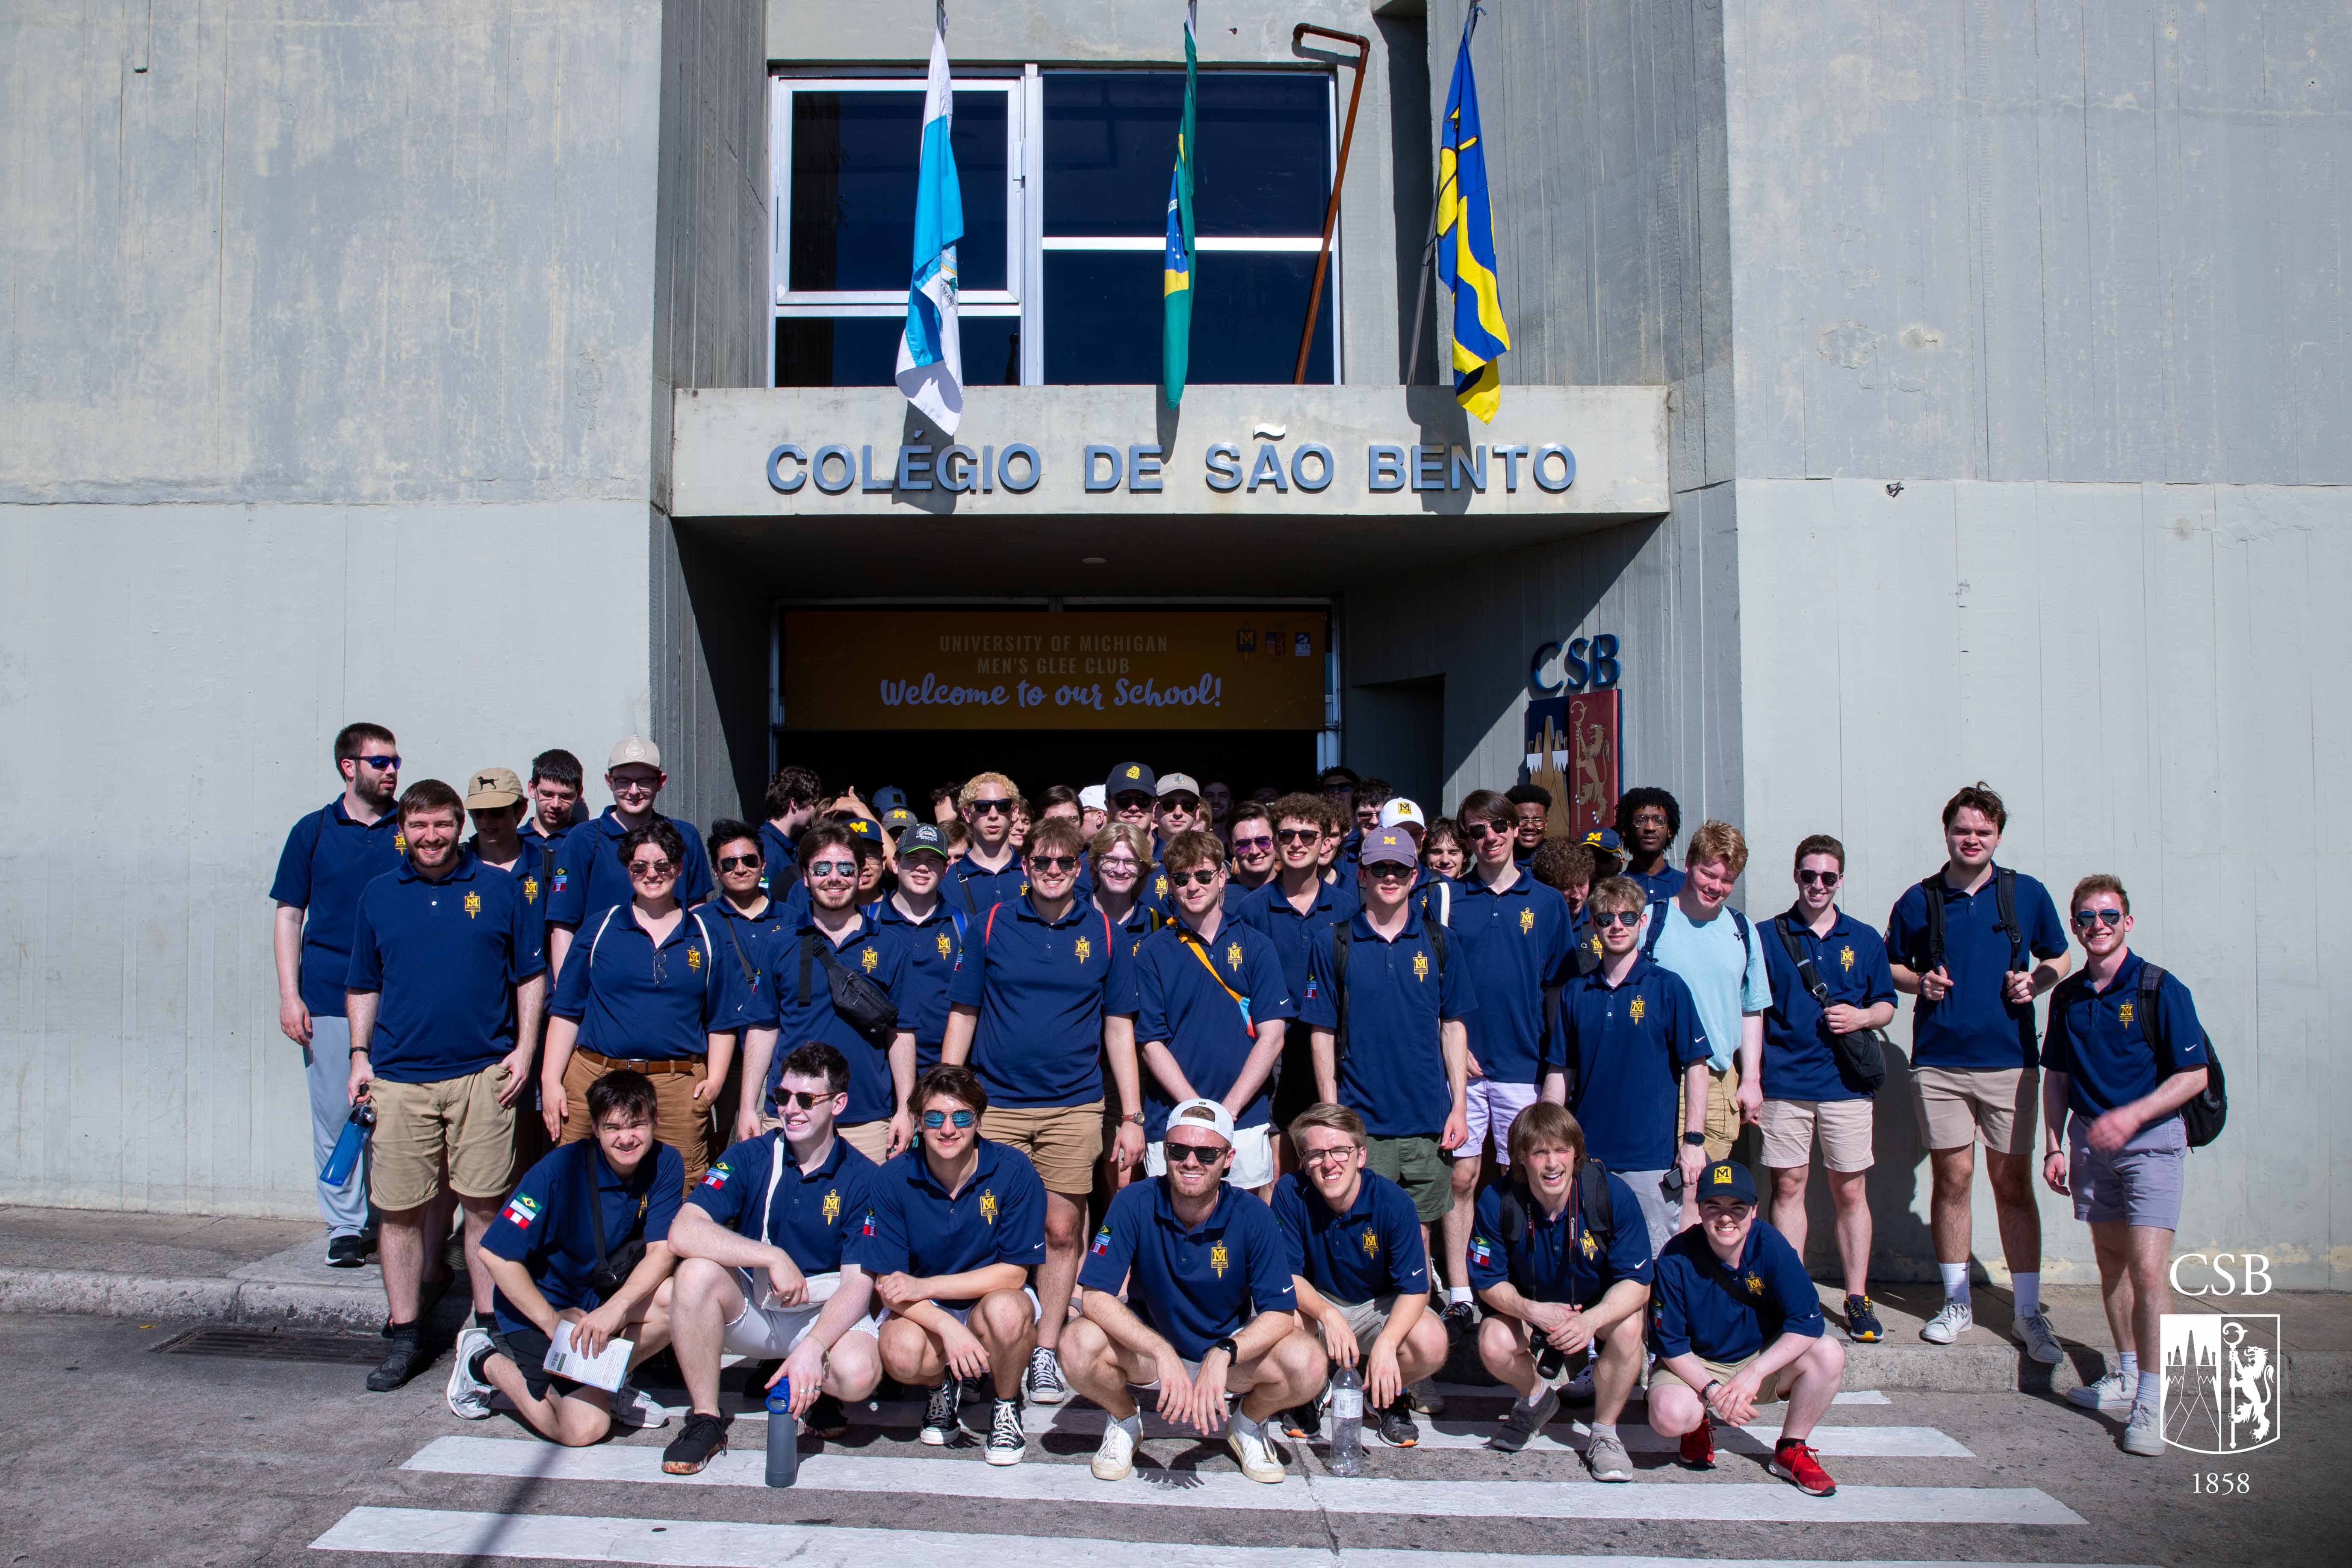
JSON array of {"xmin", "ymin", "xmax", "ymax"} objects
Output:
[{"xmin": 4, "ymin": 1202, "xmax": 2345, "ymax": 1392}]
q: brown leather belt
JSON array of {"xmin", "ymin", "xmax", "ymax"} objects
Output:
[{"xmin": 577, "ymin": 1046, "xmax": 701, "ymax": 1077}]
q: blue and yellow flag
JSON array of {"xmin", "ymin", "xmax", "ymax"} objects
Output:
[
  {"xmin": 1161, "ymin": 1, "xmax": 1198, "ymax": 409},
  {"xmin": 1436, "ymin": 10, "xmax": 1508, "ymax": 421}
]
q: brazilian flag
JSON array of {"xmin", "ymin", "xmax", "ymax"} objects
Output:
[
  {"xmin": 1436, "ymin": 13, "xmax": 1509, "ymax": 421},
  {"xmin": 1161, "ymin": 2, "xmax": 1198, "ymax": 408}
]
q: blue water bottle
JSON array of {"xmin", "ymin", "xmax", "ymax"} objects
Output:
[
  {"xmin": 765, "ymin": 1377, "xmax": 798, "ymax": 1487},
  {"xmin": 320, "ymin": 1105, "xmax": 373, "ymax": 1186}
]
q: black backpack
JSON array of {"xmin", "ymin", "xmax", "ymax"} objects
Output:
[
  {"xmin": 1495, "ymin": 1158, "xmax": 1617, "ymax": 1257},
  {"xmin": 2047, "ymin": 962, "xmax": 2228, "ymax": 1148},
  {"xmin": 1329, "ymin": 919, "xmax": 1449, "ymax": 1068},
  {"xmin": 1913, "ymin": 867, "xmax": 2022, "ymax": 978}
]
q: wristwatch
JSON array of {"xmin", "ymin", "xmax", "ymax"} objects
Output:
[
  {"xmin": 1682, "ymin": 1131, "xmax": 1707, "ymax": 1148},
  {"xmin": 1119, "ymin": 1112, "xmax": 1145, "ymax": 1125},
  {"xmin": 1209, "ymin": 1336, "xmax": 1239, "ymax": 1361}
]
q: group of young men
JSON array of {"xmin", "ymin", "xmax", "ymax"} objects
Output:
[{"xmin": 269, "ymin": 726, "xmax": 2213, "ymax": 1481}]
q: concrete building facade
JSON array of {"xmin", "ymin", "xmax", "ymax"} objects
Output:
[{"xmin": 3, "ymin": 0, "xmax": 2344, "ymax": 1287}]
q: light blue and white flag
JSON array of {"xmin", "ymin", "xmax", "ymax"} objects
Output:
[{"xmin": 895, "ymin": 3, "xmax": 963, "ymax": 435}]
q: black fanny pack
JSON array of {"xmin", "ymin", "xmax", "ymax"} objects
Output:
[
  {"xmin": 581, "ymin": 1149, "xmax": 651, "ymax": 1299},
  {"xmin": 1775, "ymin": 917, "xmax": 1890, "ymax": 1093},
  {"xmin": 801, "ymin": 934, "xmax": 900, "ymax": 1046}
]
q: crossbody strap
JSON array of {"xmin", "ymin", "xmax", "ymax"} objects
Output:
[
  {"xmin": 761, "ymin": 1131, "xmax": 791, "ymax": 1249},
  {"xmin": 1180, "ymin": 929, "xmax": 1253, "ymax": 1035}
]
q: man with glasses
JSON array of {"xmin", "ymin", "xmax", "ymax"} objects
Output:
[
  {"xmin": 1236, "ymin": 794, "xmax": 1360, "ymax": 1134},
  {"xmin": 1886, "ymin": 782, "xmax": 2071, "ymax": 1359},
  {"xmin": 869, "ymin": 1064, "xmax": 1048, "ymax": 1466},
  {"xmin": 546, "ymin": 737, "xmax": 715, "ymax": 984},
  {"xmin": 1223, "ymin": 802, "xmax": 1280, "ymax": 912},
  {"xmin": 737, "ymin": 825, "xmax": 916, "ymax": 1166},
  {"xmin": 1065, "ymin": 1099, "xmax": 1320, "ymax": 1485},
  {"xmin": 1640, "ymin": 821, "xmax": 1774, "ymax": 1167},
  {"xmin": 871, "ymin": 822, "xmax": 963, "ymax": 1075},
  {"xmin": 1134, "ymin": 831, "xmax": 1295, "ymax": 1198},
  {"xmin": 701, "ymin": 820, "xmax": 795, "ymax": 1143},
  {"xmin": 944, "ymin": 815, "xmax": 1143, "ymax": 1407},
  {"xmin": 2042, "ymin": 875, "xmax": 2211, "ymax": 1457},
  {"xmin": 1540, "ymin": 876, "xmax": 1711, "ymax": 1253},
  {"xmin": 1104, "ymin": 761, "xmax": 1157, "ymax": 838},
  {"xmin": 1302, "ymin": 830, "xmax": 1475, "ymax": 1284},
  {"xmin": 1616, "ymin": 788, "xmax": 1685, "ymax": 902},
  {"xmin": 758, "ymin": 766, "xmax": 824, "ymax": 903},
  {"xmin": 1505, "ymin": 784, "xmax": 1553, "ymax": 868},
  {"xmin": 272, "ymin": 721, "xmax": 407, "ymax": 1266},
  {"xmin": 1153, "ymin": 772, "xmax": 1205, "ymax": 863},
  {"xmin": 947, "ymin": 771, "xmax": 1027, "ymax": 924},
  {"xmin": 655, "ymin": 1042, "xmax": 885, "ymax": 1474},
  {"xmin": 1759, "ymin": 836, "xmax": 1897, "ymax": 1345}
]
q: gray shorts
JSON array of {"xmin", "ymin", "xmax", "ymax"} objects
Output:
[
  {"xmin": 1619, "ymin": 1168, "xmax": 1681, "ymax": 1257},
  {"xmin": 2069, "ymin": 1113, "xmax": 2186, "ymax": 1229}
]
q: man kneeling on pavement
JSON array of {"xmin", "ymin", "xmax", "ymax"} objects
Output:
[
  {"xmin": 1064, "ymin": 1098, "xmax": 1325, "ymax": 1484},
  {"xmin": 1647, "ymin": 1158, "xmax": 1846, "ymax": 1495},
  {"xmin": 655, "ymin": 1042, "xmax": 887, "ymax": 1475}
]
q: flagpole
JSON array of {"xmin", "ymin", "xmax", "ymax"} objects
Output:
[
  {"xmin": 1291, "ymin": 25, "xmax": 1370, "ymax": 385},
  {"xmin": 1406, "ymin": 3, "xmax": 1484, "ymax": 388}
]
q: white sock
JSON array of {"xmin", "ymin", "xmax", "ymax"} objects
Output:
[
  {"xmin": 1448, "ymin": 1286, "xmax": 1474, "ymax": 1305},
  {"xmin": 1114, "ymin": 1411, "xmax": 1143, "ymax": 1437},
  {"xmin": 1232, "ymin": 1409, "xmax": 1262, "ymax": 1437},
  {"xmin": 2012, "ymin": 1272, "xmax": 2041, "ymax": 1318},
  {"xmin": 2137, "ymin": 1371, "xmax": 2161, "ymax": 1406},
  {"xmin": 1939, "ymin": 1263, "xmax": 1970, "ymax": 1303},
  {"xmin": 2118, "ymin": 1351, "xmax": 2138, "ymax": 1383},
  {"xmin": 1588, "ymin": 1420, "xmax": 1617, "ymax": 1438}
]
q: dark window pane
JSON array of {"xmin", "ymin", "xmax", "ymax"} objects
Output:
[
  {"xmin": 776, "ymin": 316, "xmax": 1022, "ymax": 389},
  {"xmin": 1043, "ymin": 73, "xmax": 1328, "ymax": 237},
  {"xmin": 1044, "ymin": 251, "xmax": 1331, "ymax": 384},
  {"xmin": 789, "ymin": 90, "xmax": 1006, "ymax": 292}
]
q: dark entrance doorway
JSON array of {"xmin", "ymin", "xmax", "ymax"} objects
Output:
[{"xmin": 776, "ymin": 729, "xmax": 1321, "ymax": 805}]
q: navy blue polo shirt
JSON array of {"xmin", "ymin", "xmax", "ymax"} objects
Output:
[
  {"xmin": 1759, "ymin": 908, "xmax": 1898, "ymax": 1103},
  {"xmin": 2042, "ymin": 952, "xmax": 2210, "ymax": 1123},
  {"xmin": 1466, "ymin": 1172, "xmax": 1654, "ymax": 1306},
  {"xmin": 1235, "ymin": 878, "xmax": 1361, "ymax": 1026},
  {"xmin": 519, "ymin": 816, "xmax": 567, "ymax": 857},
  {"xmin": 1222, "ymin": 876, "xmax": 1276, "ymax": 919},
  {"xmin": 1453, "ymin": 871, "xmax": 1576, "ymax": 1084},
  {"xmin": 1546, "ymin": 957, "xmax": 1710, "ymax": 1171},
  {"xmin": 471, "ymin": 839, "xmax": 551, "ymax": 958},
  {"xmin": 550, "ymin": 904, "xmax": 765, "ymax": 1061},
  {"xmin": 1626, "ymin": 865, "xmax": 1687, "ymax": 902},
  {"xmin": 1566, "ymin": 906, "xmax": 1604, "ymax": 972},
  {"xmin": 755, "ymin": 822, "xmax": 804, "ymax": 899},
  {"xmin": 269, "ymin": 797, "xmax": 408, "ymax": 1017},
  {"xmin": 761, "ymin": 915, "xmax": 909, "ymax": 1124},
  {"xmin": 945, "ymin": 851, "xmax": 1026, "ymax": 923},
  {"xmin": 1298, "ymin": 906, "xmax": 1476, "ymax": 1139},
  {"xmin": 690, "ymin": 1131, "xmax": 879, "ymax": 1276},
  {"xmin": 1885, "ymin": 867, "xmax": 2066, "ymax": 1069},
  {"xmin": 482, "ymin": 1138, "xmax": 684, "ymax": 1338},
  {"xmin": 1080, "ymin": 1178, "xmax": 1297, "ymax": 1361},
  {"xmin": 1134, "ymin": 920, "xmax": 1296, "ymax": 1140},
  {"xmin": 1650, "ymin": 1217, "xmax": 1822, "ymax": 1363},
  {"xmin": 861, "ymin": 1138, "xmax": 1047, "ymax": 1307},
  {"xmin": 869, "ymin": 896, "xmax": 963, "ymax": 1073},
  {"xmin": 697, "ymin": 895, "xmax": 794, "ymax": 1038},
  {"xmin": 949, "ymin": 895, "xmax": 1140, "ymax": 1107},
  {"xmin": 544, "ymin": 808, "xmax": 715, "ymax": 930},
  {"xmin": 1106, "ymin": 897, "xmax": 1165, "ymax": 959},
  {"xmin": 1270, "ymin": 1169, "xmax": 1428, "ymax": 1303},
  {"xmin": 345, "ymin": 852, "xmax": 546, "ymax": 1083}
]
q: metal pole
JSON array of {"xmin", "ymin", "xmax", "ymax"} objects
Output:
[{"xmin": 1291, "ymin": 25, "xmax": 1370, "ymax": 385}]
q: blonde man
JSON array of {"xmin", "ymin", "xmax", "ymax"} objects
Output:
[
  {"xmin": 949, "ymin": 771, "xmax": 1027, "ymax": 919},
  {"xmin": 1639, "ymin": 820, "xmax": 1772, "ymax": 1163}
]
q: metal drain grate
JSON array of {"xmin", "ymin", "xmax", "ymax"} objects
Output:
[{"xmin": 152, "ymin": 1324, "xmax": 389, "ymax": 1364}]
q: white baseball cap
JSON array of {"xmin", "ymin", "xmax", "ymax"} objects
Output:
[
  {"xmin": 608, "ymin": 735, "xmax": 662, "ymax": 769},
  {"xmin": 1163, "ymin": 1097, "xmax": 1236, "ymax": 1147},
  {"xmin": 1079, "ymin": 784, "xmax": 1107, "ymax": 811},
  {"xmin": 1378, "ymin": 798, "xmax": 1425, "ymax": 830}
]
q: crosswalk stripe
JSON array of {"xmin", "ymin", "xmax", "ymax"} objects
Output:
[
  {"xmin": 316, "ymin": 1507, "xmax": 2138, "ymax": 1567},
  {"xmin": 401, "ymin": 1436, "xmax": 2081, "ymax": 1524},
  {"xmin": 1428, "ymin": 1385, "xmax": 1893, "ymax": 1406}
]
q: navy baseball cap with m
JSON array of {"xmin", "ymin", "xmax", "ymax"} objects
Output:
[
  {"xmin": 1105, "ymin": 762, "xmax": 1157, "ymax": 798},
  {"xmin": 1695, "ymin": 1160, "xmax": 1758, "ymax": 1206}
]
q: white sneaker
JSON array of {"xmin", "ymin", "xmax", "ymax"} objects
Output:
[
  {"xmin": 1091, "ymin": 1417, "xmax": 1138, "ymax": 1481},
  {"xmin": 2068, "ymin": 1370, "xmax": 2134, "ymax": 1411},
  {"xmin": 608, "ymin": 1382, "xmax": 671, "ymax": 1429},
  {"xmin": 1920, "ymin": 1299, "xmax": 1974, "ymax": 1344},
  {"xmin": 2014, "ymin": 1310, "xmax": 2063, "ymax": 1366},
  {"xmin": 445, "ymin": 1326, "xmax": 494, "ymax": 1420},
  {"xmin": 1227, "ymin": 1416, "xmax": 1286, "ymax": 1483},
  {"xmin": 1025, "ymin": 1345, "xmax": 1071, "ymax": 1406},
  {"xmin": 2122, "ymin": 1397, "xmax": 2165, "ymax": 1456}
]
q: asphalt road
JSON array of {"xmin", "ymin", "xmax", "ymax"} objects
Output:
[{"xmin": 3, "ymin": 1313, "xmax": 2341, "ymax": 1568}]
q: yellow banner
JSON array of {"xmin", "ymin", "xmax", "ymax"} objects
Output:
[{"xmin": 783, "ymin": 611, "xmax": 1326, "ymax": 731}]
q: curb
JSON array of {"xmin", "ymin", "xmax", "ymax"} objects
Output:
[{"xmin": 0, "ymin": 1267, "xmax": 463, "ymax": 1333}]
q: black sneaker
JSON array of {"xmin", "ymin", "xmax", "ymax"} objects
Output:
[
  {"xmin": 1440, "ymin": 1300, "xmax": 1478, "ymax": 1336},
  {"xmin": 1375, "ymin": 1395, "xmax": 1419, "ymax": 1448},
  {"xmin": 920, "ymin": 1372, "xmax": 961, "ymax": 1445},
  {"xmin": 804, "ymin": 1392, "xmax": 849, "ymax": 1440},
  {"xmin": 1280, "ymin": 1401, "xmax": 1322, "ymax": 1440},
  {"xmin": 661, "ymin": 1411, "xmax": 732, "ymax": 1475},
  {"xmin": 325, "ymin": 1234, "xmax": 368, "ymax": 1269},
  {"xmin": 1406, "ymin": 1377, "xmax": 1446, "ymax": 1416},
  {"xmin": 1844, "ymin": 1294, "xmax": 1885, "ymax": 1344},
  {"xmin": 366, "ymin": 1328, "xmax": 428, "ymax": 1392}
]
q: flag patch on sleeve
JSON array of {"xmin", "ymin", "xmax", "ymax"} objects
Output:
[{"xmin": 501, "ymin": 1193, "xmax": 540, "ymax": 1231}]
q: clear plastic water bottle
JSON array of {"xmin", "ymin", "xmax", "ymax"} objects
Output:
[
  {"xmin": 764, "ymin": 1377, "xmax": 797, "ymax": 1487},
  {"xmin": 320, "ymin": 1105, "xmax": 373, "ymax": 1186},
  {"xmin": 1327, "ymin": 1365, "xmax": 1364, "ymax": 1476}
]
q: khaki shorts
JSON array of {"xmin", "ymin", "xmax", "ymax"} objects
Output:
[
  {"xmin": 981, "ymin": 1102, "xmax": 1104, "ymax": 1196},
  {"xmin": 1760, "ymin": 1098, "xmax": 1875, "ymax": 1173},
  {"xmin": 1912, "ymin": 1065, "xmax": 2037, "ymax": 1155},
  {"xmin": 368, "ymin": 1066, "xmax": 517, "ymax": 1212},
  {"xmin": 1319, "ymin": 1294, "xmax": 1401, "ymax": 1351},
  {"xmin": 1650, "ymin": 1349, "xmax": 1780, "ymax": 1406},
  {"xmin": 561, "ymin": 1051, "xmax": 712, "ymax": 1189}
]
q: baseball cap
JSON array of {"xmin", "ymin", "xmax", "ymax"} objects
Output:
[
  {"xmin": 841, "ymin": 817, "xmax": 882, "ymax": 845},
  {"xmin": 1163, "ymin": 1097, "xmax": 1236, "ymax": 1148},
  {"xmin": 1696, "ymin": 1160, "xmax": 1759, "ymax": 1206},
  {"xmin": 608, "ymin": 735, "xmax": 662, "ymax": 769},
  {"xmin": 1106, "ymin": 761, "xmax": 1157, "ymax": 798},
  {"xmin": 872, "ymin": 785, "xmax": 910, "ymax": 814},
  {"xmin": 880, "ymin": 806, "xmax": 918, "ymax": 829},
  {"xmin": 1358, "ymin": 829, "xmax": 1418, "ymax": 868},
  {"xmin": 897, "ymin": 822, "xmax": 950, "ymax": 860},
  {"xmin": 1378, "ymin": 798, "xmax": 1425, "ymax": 831},
  {"xmin": 1157, "ymin": 772, "xmax": 1201, "ymax": 801},
  {"xmin": 1079, "ymin": 784, "xmax": 1107, "ymax": 812},
  {"xmin": 463, "ymin": 767, "xmax": 523, "ymax": 810},
  {"xmin": 1584, "ymin": 827, "xmax": 1625, "ymax": 855}
]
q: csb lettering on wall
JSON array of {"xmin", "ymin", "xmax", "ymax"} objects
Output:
[{"xmin": 783, "ymin": 611, "xmax": 1325, "ymax": 732}]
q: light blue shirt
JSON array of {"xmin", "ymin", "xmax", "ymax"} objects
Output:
[{"xmin": 1642, "ymin": 897, "xmax": 1772, "ymax": 1072}]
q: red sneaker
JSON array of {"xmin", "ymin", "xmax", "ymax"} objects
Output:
[
  {"xmin": 1770, "ymin": 1438, "xmax": 1837, "ymax": 1496},
  {"xmin": 1678, "ymin": 1413, "xmax": 1715, "ymax": 1469}
]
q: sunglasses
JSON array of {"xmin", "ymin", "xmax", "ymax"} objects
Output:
[
  {"xmin": 1029, "ymin": 854, "xmax": 1080, "ymax": 872},
  {"xmin": 1797, "ymin": 870, "xmax": 1841, "ymax": 886},
  {"xmin": 967, "ymin": 798, "xmax": 1011, "ymax": 816},
  {"xmin": 921, "ymin": 1108, "xmax": 978, "ymax": 1129},
  {"xmin": 1364, "ymin": 864, "xmax": 1414, "ymax": 881},
  {"xmin": 1163, "ymin": 1141, "xmax": 1226, "ymax": 1166},
  {"xmin": 1276, "ymin": 827, "xmax": 1321, "ymax": 844},
  {"xmin": 1460, "ymin": 822, "xmax": 1500, "ymax": 840},
  {"xmin": 355, "ymin": 754, "xmax": 401, "ymax": 771},
  {"xmin": 1113, "ymin": 794, "xmax": 1155, "ymax": 810},
  {"xmin": 1594, "ymin": 909, "xmax": 1644, "ymax": 927},
  {"xmin": 2073, "ymin": 907, "xmax": 2125, "ymax": 928},
  {"xmin": 1167, "ymin": 868, "xmax": 1219, "ymax": 887},
  {"xmin": 806, "ymin": 859, "xmax": 858, "ymax": 879},
  {"xmin": 627, "ymin": 859, "xmax": 676, "ymax": 880},
  {"xmin": 718, "ymin": 853, "xmax": 764, "ymax": 872},
  {"xmin": 1231, "ymin": 835, "xmax": 1273, "ymax": 853},
  {"xmin": 774, "ymin": 1090, "xmax": 835, "ymax": 1110},
  {"xmin": 1158, "ymin": 797, "xmax": 1200, "ymax": 812}
]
